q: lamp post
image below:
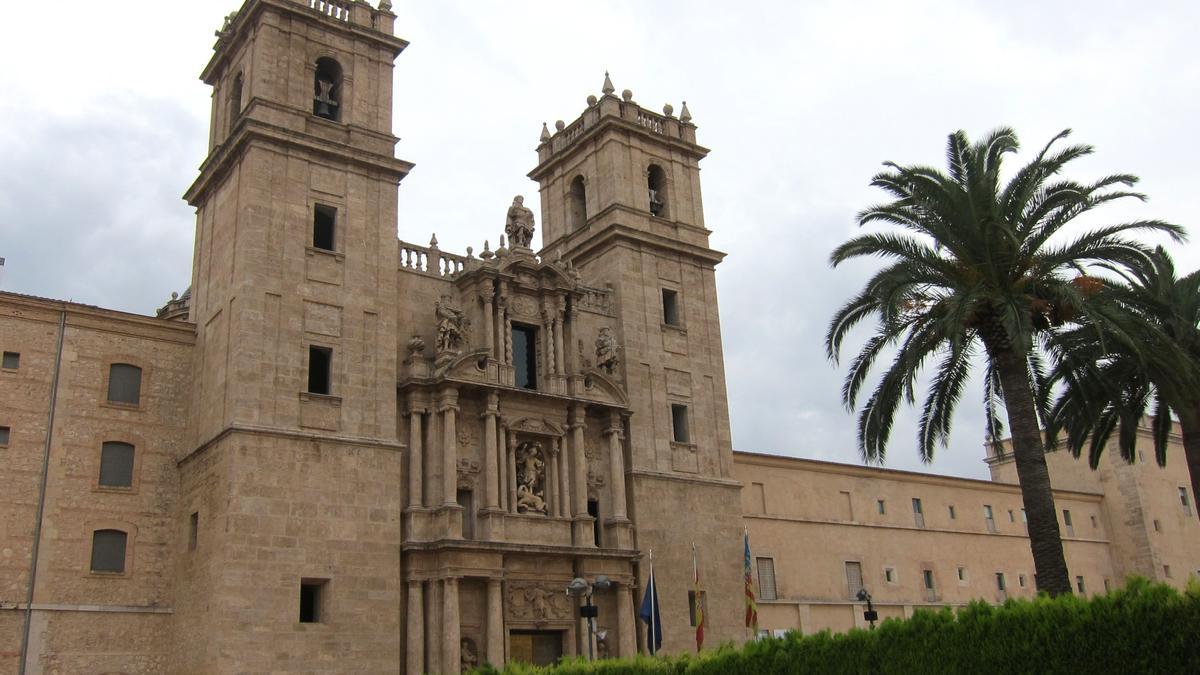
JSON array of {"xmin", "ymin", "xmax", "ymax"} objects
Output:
[
  {"xmin": 567, "ymin": 575, "xmax": 612, "ymax": 659},
  {"xmin": 856, "ymin": 588, "xmax": 877, "ymax": 629}
]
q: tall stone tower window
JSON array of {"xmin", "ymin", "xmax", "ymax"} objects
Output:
[
  {"xmin": 227, "ymin": 72, "xmax": 243, "ymax": 131},
  {"xmin": 911, "ymin": 498, "xmax": 924, "ymax": 528},
  {"xmin": 647, "ymin": 164, "xmax": 668, "ymax": 218},
  {"xmin": 99, "ymin": 441, "xmax": 135, "ymax": 488},
  {"xmin": 512, "ymin": 325, "xmax": 538, "ymax": 390},
  {"xmin": 313, "ymin": 204, "xmax": 337, "ymax": 251},
  {"xmin": 308, "ymin": 346, "xmax": 333, "ymax": 395},
  {"xmin": 587, "ymin": 499, "xmax": 601, "ymax": 546},
  {"xmin": 661, "ymin": 289, "xmax": 680, "ymax": 326},
  {"xmin": 313, "ymin": 57, "xmax": 343, "ymax": 121},
  {"xmin": 670, "ymin": 404, "xmax": 690, "ymax": 444},
  {"xmin": 90, "ymin": 530, "xmax": 128, "ymax": 574},
  {"xmin": 188, "ymin": 512, "xmax": 199, "ymax": 552},
  {"xmin": 106, "ymin": 364, "xmax": 142, "ymax": 406},
  {"xmin": 568, "ymin": 175, "xmax": 587, "ymax": 231},
  {"xmin": 299, "ymin": 579, "xmax": 327, "ymax": 622}
]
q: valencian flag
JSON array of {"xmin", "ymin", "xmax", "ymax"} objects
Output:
[
  {"xmin": 744, "ymin": 528, "xmax": 758, "ymax": 635},
  {"xmin": 693, "ymin": 542, "xmax": 705, "ymax": 651},
  {"xmin": 638, "ymin": 550, "xmax": 663, "ymax": 654}
]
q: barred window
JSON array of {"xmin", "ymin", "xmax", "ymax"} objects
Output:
[{"xmin": 756, "ymin": 557, "xmax": 777, "ymax": 600}]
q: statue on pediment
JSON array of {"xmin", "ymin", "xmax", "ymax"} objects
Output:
[
  {"xmin": 435, "ymin": 295, "xmax": 469, "ymax": 355},
  {"xmin": 506, "ymin": 196, "xmax": 536, "ymax": 249},
  {"xmin": 595, "ymin": 327, "xmax": 620, "ymax": 374}
]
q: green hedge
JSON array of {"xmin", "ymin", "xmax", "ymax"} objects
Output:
[{"xmin": 472, "ymin": 578, "xmax": 1200, "ymax": 674}]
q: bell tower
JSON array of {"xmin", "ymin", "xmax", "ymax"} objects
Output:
[
  {"xmin": 529, "ymin": 76, "xmax": 748, "ymax": 650},
  {"xmin": 175, "ymin": 1, "xmax": 412, "ymax": 671}
]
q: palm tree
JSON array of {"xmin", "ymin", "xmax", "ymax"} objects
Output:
[
  {"xmin": 1046, "ymin": 248, "xmax": 1200, "ymax": 507},
  {"xmin": 826, "ymin": 128, "xmax": 1183, "ymax": 596}
]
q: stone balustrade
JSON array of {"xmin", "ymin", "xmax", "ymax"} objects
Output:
[
  {"xmin": 399, "ymin": 240, "xmax": 467, "ymax": 278},
  {"xmin": 309, "ymin": 0, "xmax": 351, "ymax": 22}
]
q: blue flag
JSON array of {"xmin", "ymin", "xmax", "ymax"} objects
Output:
[{"xmin": 638, "ymin": 564, "xmax": 663, "ymax": 654}]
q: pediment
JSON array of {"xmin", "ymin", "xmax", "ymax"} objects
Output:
[
  {"xmin": 506, "ymin": 417, "xmax": 565, "ymax": 437},
  {"xmin": 577, "ymin": 369, "xmax": 629, "ymax": 408}
]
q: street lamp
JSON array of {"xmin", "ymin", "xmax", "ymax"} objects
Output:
[
  {"xmin": 856, "ymin": 587, "xmax": 877, "ymax": 629},
  {"xmin": 567, "ymin": 575, "xmax": 612, "ymax": 659}
]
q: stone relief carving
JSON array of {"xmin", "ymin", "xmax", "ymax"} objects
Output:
[
  {"xmin": 435, "ymin": 295, "xmax": 469, "ymax": 355},
  {"xmin": 461, "ymin": 637, "xmax": 479, "ymax": 671},
  {"xmin": 507, "ymin": 581, "xmax": 572, "ymax": 621},
  {"xmin": 595, "ymin": 327, "xmax": 620, "ymax": 374},
  {"xmin": 511, "ymin": 295, "xmax": 538, "ymax": 318},
  {"xmin": 505, "ymin": 196, "xmax": 536, "ymax": 249},
  {"xmin": 457, "ymin": 457, "xmax": 482, "ymax": 490},
  {"xmin": 515, "ymin": 441, "xmax": 548, "ymax": 515},
  {"xmin": 456, "ymin": 423, "xmax": 477, "ymax": 449},
  {"xmin": 587, "ymin": 466, "xmax": 606, "ymax": 500}
]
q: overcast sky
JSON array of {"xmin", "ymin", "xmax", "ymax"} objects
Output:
[{"xmin": 2, "ymin": 1, "xmax": 1197, "ymax": 480}]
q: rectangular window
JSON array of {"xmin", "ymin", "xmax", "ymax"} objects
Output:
[
  {"xmin": 957, "ymin": 566, "xmax": 967, "ymax": 583},
  {"xmin": 313, "ymin": 204, "xmax": 337, "ymax": 251},
  {"xmin": 99, "ymin": 441, "xmax": 135, "ymax": 488},
  {"xmin": 840, "ymin": 490, "xmax": 853, "ymax": 520},
  {"xmin": 458, "ymin": 489, "xmax": 475, "ymax": 540},
  {"xmin": 588, "ymin": 499, "xmax": 601, "ymax": 547},
  {"xmin": 1, "ymin": 351, "xmax": 18, "ymax": 369},
  {"xmin": 1103, "ymin": 578, "xmax": 1111, "ymax": 593},
  {"xmin": 307, "ymin": 346, "xmax": 332, "ymax": 395},
  {"xmin": 1181, "ymin": 487, "xmax": 1193, "ymax": 516},
  {"xmin": 688, "ymin": 590, "xmax": 707, "ymax": 626},
  {"xmin": 671, "ymin": 404, "xmax": 690, "ymax": 444},
  {"xmin": 750, "ymin": 482, "xmax": 766, "ymax": 514},
  {"xmin": 300, "ymin": 580, "xmax": 327, "ymax": 623},
  {"xmin": 996, "ymin": 572, "xmax": 1006, "ymax": 592},
  {"xmin": 1063, "ymin": 509, "xmax": 1074, "ymax": 537},
  {"xmin": 0, "ymin": 426, "xmax": 9, "ymax": 446},
  {"xmin": 877, "ymin": 499, "xmax": 886, "ymax": 515},
  {"xmin": 512, "ymin": 325, "xmax": 538, "ymax": 390},
  {"xmin": 923, "ymin": 569, "xmax": 936, "ymax": 602},
  {"xmin": 90, "ymin": 530, "xmax": 127, "ymax": 574},
  {"xmin": 948, "ymin": 504, "xmax": 956, "ymax": 520},
  {"xmin": 1018, "ymin": 574, "xmax": 1027, "ymax": 588},
  {"xmin": 1153, "ymin": 519, "xmax": 1162, "ymax": 532},
  {"xmin": 1164, "ymin": 564, "xmax": 1173, "ymax": 579},
  {"xmin": 912, "ymin": 498, "xmax": 924, "ymax": 528},
  {"xmin": 984, "ymin": 505, "xmax": 997, "ymax": 533},
  {"xmin": 884, "ymin": 567, "xmax": 896, "ymax": 584},
  {"xmin": 845, "ymin": 561, "xmax": 864, "ymax": 598},
  {"xmin": 189, "ymin": 512, "xmax": 199, "ymax": 552},
  {"xmin": 1075, "ymin": 576, "xmax": 1086, "ymax": 594},
  {"xmin": 1091, "ymin": 514, "xmax": 1098, "ymax": 529},
  {"xmin": 661, "ymin": 289, "xmax": 680, "ymax": 326},
  {"xmin": 107, "ymin": 363, "xmax": 142, "ymax": 405},
  {"xmin": 1008, "ymin": 509, "xmax": 1015, "ymax": 523},
  {"xmin": 756, "ymin": 558, "xmax": 777, "ymax": 601}
]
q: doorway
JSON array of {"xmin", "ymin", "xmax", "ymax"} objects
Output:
[{"xmin": 509, "ymin": 630, "xmax": 564, "ymax": 666}]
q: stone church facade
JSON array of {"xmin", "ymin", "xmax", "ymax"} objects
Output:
[{"xmin": 0, "ymin": 1, "xmax": 1197, "ymax": 673}]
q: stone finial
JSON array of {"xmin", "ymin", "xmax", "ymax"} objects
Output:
[
  {"xmin": 621, "ymin": 89, "xmax": 633, "ymax": 102},
  {"xmin": 379, "ymin": 0, "xmax": 393, "ymax": 10},
  {"xmin": 680, "ymin": 101, "xmax": 692, "ymax": 123},
  {"xmin": 587, "ymin": 94, "xmax": 598, "ymax": 106},
  {"xmin": 540, "ymin": 122, "xmax": 551, "ymax": 142},
  {"xmin": 466, "ymin": 246, "xmax": 474, "ymax": 259},
  {"xmin": 480, "ymin": 240, "xmax": 494, "ymax": 261},
  {"xmin": 663, "ymin": 103, "xmax": 674, "ymax": 117},
  {"xmin": 429, "ymin": 233, "xmax": 439, "ymax": 249},
  {"xmin": 602, "ymin": 71, "xmax": 615, "ymax": 95},
  {"xmin": 555, "ymin": 120, "xmax": 566, "ymax": 131},
  {"xmin": 497, "ymin": 235, "xmax": 509, "ymax": 257}
]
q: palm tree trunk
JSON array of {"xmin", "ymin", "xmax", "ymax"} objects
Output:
[
  {"xmin": 1179, "ymin": 404, "xmax": 1200, "ymax": 519},
  {"xmin": 990, "ymin": 345, "xmax": 1073, "ymax": 596}
]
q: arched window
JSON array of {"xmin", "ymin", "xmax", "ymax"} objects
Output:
[
  {"xmin": 647, "ymin": 164, "xmax": 668, "ymax": 218},
  {"xmin": 90, "ymin": 529, "xmax": 128, "ymax": 573},
  {"xmin": 99, "ymin": 442, "xmax": 135, "ymax": 488},
  {"xmin": 313, "ymin": 57, "xmax": 343, "ymax": 121},
  {"xmin": 568, "ymin": 175, "xmax": 587, "ymax": 231},
  {"xmin": 107, "ymin": 364, "xmax": 142, "ymax": 406}
]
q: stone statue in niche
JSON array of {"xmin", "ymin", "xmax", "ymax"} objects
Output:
[
  {"xmin": 596, "ymin": 627, "xmax": 611, "ymax": 659},
  {"xmin": 595, "ymin": 327, "xmax": 620, "ymax": 374},
  {"xmin": 505, "ymin": 196, "xmax": 536, "ymax": 249},
  {"xmin": 435, "ymin": 295, "xmax": 469, "ymax": 354},
  {"xmin": 515, "ymin": 441, "xmax": 548, "ymax": 514},
  {"xmin": 461, "ymin": 637, "xmax": 479, "ymax": 670}
]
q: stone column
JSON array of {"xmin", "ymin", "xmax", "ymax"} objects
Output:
[
  {"xmin": 507, "ymin": 431, "xmax": 519, "ymax": 513},
  {"xmin": 483, "ymin": 392, "xmax": 500, "ymax": 509},
  {"xmin": 547, "ymin": 445, "xmax": 560, "ymax": 517},
  {"xmin": 606, "ymin": 411, "xmax": 628, "ymax": 520},
  {"xmin": 407, "ymin": 581, "xmax": 424, "ymax": 674},
  {"xmin": 557, "ymin": 437, "xmax": 572, "ymax": 518},
  {"xmin": 554, "ymin": 309, "xmax": 565, "ymax": 376},
  {"xmin": 487, "ymin": 579, "xmax": 505, "ymax": 667},
  {"xmin": 499, "ymin": 425, "xmax": 509, "ymax": 512},
  {"xmin": 482, "ymin": 291, "xmax": 495, "ymax": 358},
  {"xmin": 504, "ymin": 307, "xmax": 513, "ymax": 365},
  {"xmin": 408, "ymin": 404, "xmax": 424, "ymax": 509},
  {"xmin": 617, "ymin": 583, "xmax": 636, "ymax": 657},
  {"xmin": 542, "ymin": 309, "xmax": 555, "ymax": 377},
  {"xmin": 565, "ymin": 305, "xmax": 577, "ymax": 375},
  {"xmin": 570, "ymin": 404, "xmax": 589, "ymax": 519},
  {"xmin": 441, "ymin": 387, "xmax": 459, "ymax": 507},
  {"xmin": 443, "ymin": 577, "xmax": 461, "ymax": 673},
  {"xmin": 427, "ymin": 580, "xmax": 442, "ymax": 674}
]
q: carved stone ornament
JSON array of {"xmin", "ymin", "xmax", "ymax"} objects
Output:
[
  {"xmin": 506, "ymin": 581, "xmax": 572, "ymax": 621},
  {"xmin": 457, "ymin": 457, "xmax": 482, "ymax": 490},
  {"xmin": 505, "ymin": 196, "xmax": 536, "ymax": 249},
  {"xmin": 456, "ymin": 423, "xmax": 477, "ymax": 449},
  {"xmin": 514, "ymin": 442, "xmax": 548, "ymax": 515},
  {"xmin": 435, "ymin": 295, "xmax": 470, "ymax": 355},
  {"xmin": 461, "ymin": 637, "xmax": 479, "ymax": 671},
  {"xmin": 511, "ymin": 295, "xmax": 538, "ymax": 318},
  {"xmin": 587, "ymin": 466, "xmax": 606, "ymax": 500},
  {"xmin": 595, "ymin": 327, "xmax": 620, "ymax": 374}
]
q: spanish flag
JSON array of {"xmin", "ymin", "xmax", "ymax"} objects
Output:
[{"xmin": 744, "ymin": 528, "xmax": 758, "ymax": 635}]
